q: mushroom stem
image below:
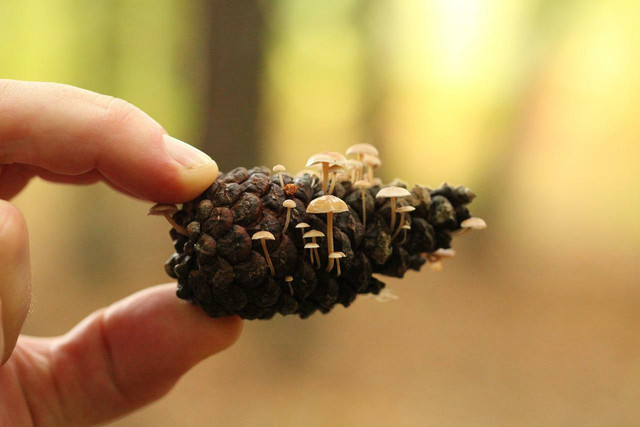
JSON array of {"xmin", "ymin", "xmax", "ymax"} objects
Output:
[
  {"xmin": 312, "ymin": 237, "xmax": 321, "ymax": 266},
  {"xmin": 261, "ymin": 239, "xmax": 275, "ymax": 276},
  {"xmin": 321, "ymin": 163, "xmax": 329, "ymax": 193},
  {"xmin": 360, "ymin": 187, "xmax": 367, "ymax": 229},
  {"xmin": 326, "ymin": 212, "xmax": 335, "ymax": 271},
  {"xmin": 311, "ymin": 177, "xmax": 318, "ymax": 189},
  {"xmin": 336, "ymin": 259, "xmax": 341, "ymax": 276},
  {"xmin": 391, "ymin": 212, "xmax": 406, "ymax": 240},
  {"xmin": 283, "ymin": 209, "xmax": 292, "ymax": 233},
  {"xmin": 389, "ymin": 197, "xmax": 397, "ymax": 231},
  {"xmin": 278, "ymin": 173, "xmax": 284, "ymax": 188},
  {"xmin": 400, "ymin": 229, "xmax": 408, "ymax": 245},
  {"xmin": 166, "ymin": 214, "xmax": 188, "ymax": 236},
  {"xmin": 328, "ymin": 172, "xmax": 337, "ymax": 195}
]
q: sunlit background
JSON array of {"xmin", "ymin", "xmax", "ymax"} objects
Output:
[{"xmin": 2, "ymin": 0, "xmax": 640, "ymax": 425}]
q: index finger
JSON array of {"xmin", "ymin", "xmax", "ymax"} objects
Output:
[{"xmin": 0, "ymin": 80, "xmax": 219, "ymax": 203}]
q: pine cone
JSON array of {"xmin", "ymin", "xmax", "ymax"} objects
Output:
[{"xmin": 160, "ymin": 165, "xmax": 482, "ymax": 319}]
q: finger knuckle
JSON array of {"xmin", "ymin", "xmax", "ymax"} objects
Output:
[{"xmin": 97, "ymin": 95, "xmax": 142, "ymax": 130}]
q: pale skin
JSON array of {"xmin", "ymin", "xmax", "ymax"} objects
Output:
[{"xmin": 0, "ymin": 80, "xmax": 243, "ymax": 425}]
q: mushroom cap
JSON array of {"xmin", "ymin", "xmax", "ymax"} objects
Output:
[
  {"xmin": 284, "ymin": 275, "xmax": 293, "ymax": 282},
  {"xmin": 346, "ymin": 143, "xmax": 379, "ymax": 157},
  {"xmin": 304, "ymin": 242, "xmax": 320, "ymax": 249},
  {"xmin": 353, "ymin": 179, "xmax": 373, "ymax": 189},
  {"xmin": 252, "ymin": 230, "xmax": 275, "ymax": 240},
  {"xmin": 329, "ymin": 251, "xmax": 346, "ymax": 259},
  {"xmin": 396, "ymin": 205, "xmax": 416, "ymax": 213},
  {"xmin": 283, "ymin": 199, "xmax": 297, "ymax": 208},
  {"xmin": 303, "ymin": 230, "xmax": 325, "ymax": 239},
  {"xmin": 306, "ymin": 151, "xmax": 347, "ymax": 168},
  {"xmin": 401, "ymin": 224, "xmax": 411, "ymax": 229},
  {"xmin": 328, "ymin": 164, "xmax": 346, "ymax": 173},
  {"xmin": 433, "ymin": 248, "xmax": 456, "ymax": 258},
  {"xmin": 460, "ymin": 217, "xmax": 487, "ymax": 230},
  {"xmin": 362, "ymin": 153, "xmax": 381, "ymax": 167},
  {"xmin": 306, "ymin": 195, "xmax": 349, "ymax": 214},
  {"xmin": 273, "ymin": 164, "xmax": 286, "ymax": 173},
  {"xmin": 147, "ymin": 203, "xmax": 178, "ymax": 216},
  {"xmin": 346, "ymin": 159, "xmax": 363, "ymax": 169},
  {"xmin": 375, "ymin": 186, "xmax": 411, "ymax": 199},
  {"xmin": 295, "ymin": 222, "xmax": 310, "ymax": 229}
]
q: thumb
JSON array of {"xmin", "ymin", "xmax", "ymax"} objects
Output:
[
  {"xmin": 0, "ymin": 200, "xmax": 32, "ymax": 365},
  {"xmin": 48, "ymin": 284, "xmax": 242, "ymax": 424}
]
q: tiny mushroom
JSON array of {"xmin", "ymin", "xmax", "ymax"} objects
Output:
[
  {"xmin": 327, "ymin": 164, "xmax": 346, "ymax": 195},
  {"xmin": 304, "ymin": 242, "xmax": 320, "ymax": 266},
  {"xmin": 428, "ymin": 248, "xmax": 456, "ymax": 272},
  {"xmin": 375, "ymin": 186, "xmax": 412, "ymax": 231},
  {"xmin": 285, "ymin": 275, "xmax": 294, "ymax": 294},
  {"xmin": 282, "ymin": 199, "xmax": 297, "ymax": 233},
  {"xmin": 273, "ymin": 164, "xmax": 286, "ymax": 188},
  {"xmin": 353, "ymin": 179, "xmax": 373, "ymax": 229},
  {"xmin": 306, "ymin": 151, "xmax": 347, "ymax": 194},
  {"xmin": 295, "ymin": 222, "xmax": 310, "ymax": 239},
  {"xmin": 329, "ymin": 251, "xmax": 346, "ymax": 276},
  {"xmin": 392, "ymin": 205, "xmax": 416, "ymax": 239},
  {"xmin": 362, "ymin": 153, "xmax": 381, "ymax": 183},
  {"xmin": 453, "ymin": 217, "xmax": 487, "ymax": 236},
  {"xmin": 306, "ymin": 195, "xmax": 349, "ymax": 271},
  {"xmin": 252, "ymin": 231, "xmax": 276, "ymax": 276},
  {"xmin": 400, "ymin": 223, "xmax": 411, "ymax": 244},
  {"xmin": 346, "ymin": 143, "xmax": 379, "ymax": 181},
  {"xmin": 346, "ymin": 159, "xmax": 363, "ymax": 182},
  {"xmin": 148, "ymin": 203, "xmax": 188, "ymax": 235},
  {"xmin": 303, "ymin": 229, "xmax": 325, "ymax": 267}
]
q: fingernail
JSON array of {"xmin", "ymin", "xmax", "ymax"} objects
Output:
[{"xmin": 163, "ymin": 135, "xmax": 213, "ymax": 169}]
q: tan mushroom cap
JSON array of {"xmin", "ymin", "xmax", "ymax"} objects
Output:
[
  {"xmin": 328, "ymin": 164, "xmax": 346, "ymax": 172},
  {"xmin": 306, "ymin": 195, "xmax": 349, "ymax": 214},
  {"xmin": 396, "ymin": 205, "xmax": 416, "ymax": 213},
  {"xmin": 284, "ymin": 276, "xmax": 293, "ymax": 282},
  {"xmin": 362, "ymin": 153, "xmax": 381, "ymax": 167},
  {"xmin": 433, "ymin": 248, "xmax": 456, "ymax": 258},
  {"xmin": 296, "ymin": 222, "xmax": 310, "ymax": 229},
  {"xmin": 303, "ymin": 230, "xmax": 325, "ymax": 239},
  {"xmin": 147, "ymin": 203, "xmax": 178, "ymax": 216},
  {"xmin": 401, "ymin": 224, "xmax": 411, "ymax": 230},
  {"xmin": 252, "ymin": 231, "xmax": 275, "ymax": 240},
  {"xmin": 329, "ymin": 251, "xmax": 346, "ymax": 259},
  {"xmin": 346, "ymin": 143, "xmax": 379, "ymax": 157},
  {"xmin": 283, "ymin": 199, "xmax": 296, "ymax": 208},
  {"xmin": 304, "ymin": 242, "xmax": 320, "ymax": 249},
  {"xmin": 375, "ymin": 186, "xmax": 411, "ymax": 199},
  {"xmin": 273, "ymin": 164, "xmax": 286, "ymax": 173},
  {"xmin": 306, "ymin": 151, "xmax": 347, "ymax": 167},
  {"xmin": 353, "ymin": 179, "xmax": 373, "ymax": 189},
  {"xmin": 460, "ymin": 217, "xmax": 487, "ymax": 229},
  {"xmin": 346, "ymin": 159, "xmax": 363, "ymax": 168}
]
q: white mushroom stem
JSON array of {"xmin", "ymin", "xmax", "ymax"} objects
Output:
[
  {"xmin": 309, "ymin": 248, "xmax": 314, "ymax": 265},
  {"xmin": 336, "ymin": 258, "xmax": 342, "ymax": 276},
  {"xmin": 389, "ymin": 197, "xmax": 397, "ymax": 231},
  {"xmin": 278, "ymin": 173, "xmax": 284, "ymax": 188},
  {"xmin": 400, "ymin": 229, "xmax": 408, "ymax": 245},
  {"xmin": 283, "ymin": 208, "xmax": 292, "ymax": 233},
  {"xmin": 328, "ymin": 172, "xmax": 337, "ymax": 195},
  {"xmin": 166, "ymin": 214, "xmax": 188, "ymax": 236},
  {"xmin": 312, "ymin": 237, "xmax": 321, "ymax": 266},
  {"xmin": 260, "ymin": 239, "xmax": 275, "ymax": 276},
  {"xmin": 321, "ymin": 163, "xmax": 329, "ymax": 193},
  {"xmin": 392, "ymin": 212, "xmax": 407, "ymax": 240},
  {"xmin": 311, "ymin": 177, "xmax": 318, "ymax": 189},
  {"xmin": 326, "ymin": 212, "xmax": 335, "ymax": 271}
]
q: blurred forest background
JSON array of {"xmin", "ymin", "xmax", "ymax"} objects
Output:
[{"xmin": 2, "ymin": 0, "xmax": 640, "ymax": 425}]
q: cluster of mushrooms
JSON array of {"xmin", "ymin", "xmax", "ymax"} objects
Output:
[{"xmin": 150, "ymin": 143, "xmax": 486, "ymax": 280}]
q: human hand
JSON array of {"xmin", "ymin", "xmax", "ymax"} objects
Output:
[{"xmin": 0, "ymin": 80, "xmax": 243, "ymax": 425}]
